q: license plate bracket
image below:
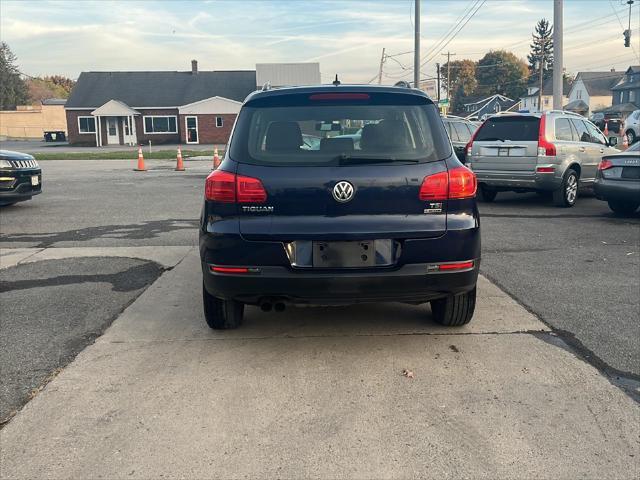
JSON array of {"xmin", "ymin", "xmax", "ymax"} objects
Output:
[{"xmin": 312, "ymin": 241, "xmax": 375, "ymax": 268}]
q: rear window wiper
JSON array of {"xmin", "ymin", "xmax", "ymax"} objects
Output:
[
  {"xmin": 476, "ymin": 137, "xmax": 504, "ymax": 142},
  {"xmin": 338, "ymin": 154, "xmax": 419, "ymax": 165}
]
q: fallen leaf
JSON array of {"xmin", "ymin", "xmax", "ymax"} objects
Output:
[{"xmin": 401, "ymin": 369, "xmax": 414, "ymax": 379}]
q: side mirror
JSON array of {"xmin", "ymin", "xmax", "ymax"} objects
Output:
[{"xmin": 608, "ymin": 137, "xmax": 618, "ymax": 147}]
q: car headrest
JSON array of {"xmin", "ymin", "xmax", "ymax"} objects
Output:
[
  {"xmin": 360, "ymin": 120, "xmax": 411, "ymax": 152},
  {"xmin": 265, "ymin": 122, "xmax": 303, "ymax": 152},
  {"xmin": 320, "ymin": 137, "xmax": 355, "ymax": 153}
]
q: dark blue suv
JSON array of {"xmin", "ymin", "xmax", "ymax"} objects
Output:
[{"xmin": 199, "ymin": 85, "xmax": 480, "ymax": 329}]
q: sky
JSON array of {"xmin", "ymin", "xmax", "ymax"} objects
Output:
[{"xmin": 1, "ymin": 0, "xmax": 639, "ymax": 84}]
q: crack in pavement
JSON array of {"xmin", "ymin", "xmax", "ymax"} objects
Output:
[
  {"xmin": 0, "ymin": 262, "xmax": 165, "ymax": 293},
  {"xmin": 0, "ymin": 219, "xmax": 199, "ymax": 248}
]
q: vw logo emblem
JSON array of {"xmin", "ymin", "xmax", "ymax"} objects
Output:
[{"xmin": 332, "ymin": 181, "xmax": 354, "ymax": 203}]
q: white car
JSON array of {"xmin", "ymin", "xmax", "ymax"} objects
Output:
[{"xmin": 623, "ymin": 109, "xmax": 640, "ymax": 144}]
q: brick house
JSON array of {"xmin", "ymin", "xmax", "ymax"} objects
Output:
[{"xmin": 64, "ymin": 61, "xmax": 256, "ymax": 146}]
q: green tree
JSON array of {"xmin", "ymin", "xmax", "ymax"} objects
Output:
[
  {"xmin": 0, "ymin": 42, "xmax": 29, "ymax": 109},
  {"xmin": 475, "ymin": 50, "xmax": 529, "ymax": 100},
  {"xmin": 527, "ymin": 19, "xmax": 554, "ymax": 85},
  {"xmin": 440, "ymin": 59, "xmax": 477, "ymax": 110}
]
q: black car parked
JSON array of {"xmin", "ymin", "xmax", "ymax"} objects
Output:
[
  {"xmin": 199, "ymin": 85, "xmax": 480, "ymax": 330},
  {"xmin": 595, "ymin": 141, "xmax": 640, "ymax": 214},
  {"xmin": 0, "ymin": 150, "xmax": 42, "ymax": 206},
  {"xmin": 441, "ymin": 116, "xmax": 477, "ymax": 163}
]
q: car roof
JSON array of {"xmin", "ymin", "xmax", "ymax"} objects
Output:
[{"xmin": 244, "ymin": 84, "xmax": 431, "ymax": 103}]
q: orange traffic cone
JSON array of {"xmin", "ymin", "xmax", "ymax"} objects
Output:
[
  {"xmin": 134, "ymin": 146, "xmax": 147, "ymax": 171},
  {"xmin": 603, "ymin": 121, "xmax": 609, "ymax": 137},
  {"xmin": 213, "ymin": 147, "xmax": 221, "ymax": 170},
  {"xmin": 621, "ymin": 130, "xmax": 629, "ymax": 150},
  {"xmin": 175, "ymin": 145, "xmax": 185, "ymax": 171}
]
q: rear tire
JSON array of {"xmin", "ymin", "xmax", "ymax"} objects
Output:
[
  {"xmin": 430, "ymin": 288, "xmax": 476, "ymax": 327},
  {"xmin": 553, "ymin": 169, "xmax": 578, "ymax": 207},
  {"xmin": 478, "ymin": 185, "xmax": 497, "ymax": 202},
  {"xmin": 607, "ymin": 199, "xmax": 639, "ymax": 215},
  {"xmin": 202, "ymin": 282, "xmax": 243, "ymax": 329}
]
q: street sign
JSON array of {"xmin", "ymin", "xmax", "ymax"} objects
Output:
[{"xmin": 438, "ymin": 99, "xmax": 449, "ymax": 106}]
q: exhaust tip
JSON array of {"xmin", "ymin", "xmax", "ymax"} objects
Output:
[
  {"xmin": 274, "ymin": 302, "xmax": 286, "ymax": 312},
  {"xmin": 260, "ymin": 302, "xmax": 272, "ymax": 312}
]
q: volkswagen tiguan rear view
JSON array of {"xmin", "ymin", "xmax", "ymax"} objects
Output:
[{"xmin": 199, "ymin": 85, "xmax": 480, "ymax": 329}]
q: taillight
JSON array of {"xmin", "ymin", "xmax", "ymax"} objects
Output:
[
  {"xmin": 237, "ymin": 176, "xmax": 267, "ymax": 203},
  {"xmin": 448, "ymin": 166, "xmax": 477, "ymax": 199},
  {"xmin": 419, "ymin": 167, "xmax": 477, "ymax": 201},
  {"xmin": 537, "ymin": 114, "xmax": 556, "ymax": 156},
  {"xmin": 419, "ymin": 171, "xmax": 448, "ymax": 200},
  {"xmin": 205, "ymin": 170, "xmax": 236, "ymax": 202},
  {"xmin": 205, "ymin": 170, "xmax": 267, "ymax": 203},
  {"xmin": 598, "ymin": 159, "xmax": 613, "ymax": 170},
  {"xmin": 464, "ymin": 120, "xmax": 482, "ymax": 158}
]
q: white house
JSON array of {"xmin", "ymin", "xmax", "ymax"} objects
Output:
[
  {"xmin": 564, "ymin": 71, "xmax": 623, "ymax": 116},
  {"xmin": 520, "ymin": 77, "xmax": 571, "ymax": 113}
]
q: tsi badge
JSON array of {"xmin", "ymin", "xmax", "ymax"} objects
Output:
[
  {"xmin": 424, "ymin": 202, "xmax": 443, "ymax": 214},
  {"xmin": 242, "ymin": 205, "xmax": 274, "ymax": 213}
]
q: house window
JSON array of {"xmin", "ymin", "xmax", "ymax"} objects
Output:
[
  {"xmin": 544, "ymin": 98, "xmax": 549, "ymax": 106},
  {"xmin": 215, "ymin": 117, "xmax": 223, "ymax": 128},
  {"xmin": 78, "ymin": 116, "xmax": 96, "ymax": 134},
  {"xmin": 143, "ymin": 116, "xmax": 177, "ymax": 134},
  {"xmin": 630, "ymin": 90, "xmax": 636, "ymax": 102},
  {"xmin": 620, "ymin": 92, "xmax": 624, "ymax": 103}
]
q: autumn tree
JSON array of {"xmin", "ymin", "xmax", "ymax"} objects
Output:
[
  {"xmin": 474, "ymin": 50, "xmax": 529, "ymax": 100},
  {"xmin": 26, "ymin": 76, "xmax": 76, "ymax": 102},
  {"xmin": 527, "ymin": 19, "xmax": 554, "ymax": 85},
  {"xmin": 0, "ymin": 42, "xmax": 29, "ymax": 109},
  {"xmin": 440, "ymin": 59, "xmax": 477, "ymax": 111}
]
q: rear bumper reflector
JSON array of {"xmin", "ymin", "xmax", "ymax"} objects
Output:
[
  {"xmin": 536, "ymin": 166, "xmax": 555, "ymax": 173},
  {"xmin": 427, "ymin": 261, "xmax": 475, "ymax": 273},
  {"xmin": 210, "ymin": 266, "xmax": 261, "ymax": 274}
]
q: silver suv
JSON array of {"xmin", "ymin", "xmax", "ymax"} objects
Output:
[
  {"xmin": 466, "ymin": 111, "xmax": 619, "ymax": 207},
  {"xmin": 623, "ymin": 109, "xmax": 640, "ymax": 145}
]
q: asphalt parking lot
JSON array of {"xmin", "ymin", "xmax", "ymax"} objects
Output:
[{"xmin": 1, "ymin": 159, "xmax": 639, "ymax": 478}]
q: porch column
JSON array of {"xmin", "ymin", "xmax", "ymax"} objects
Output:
[
  {"xmin": 96, "ymin": 115, "xmax": 102, "ymax": 147},
  {"xmin": 94, "ymin": 115, "xmax": 99, "ymax": 147}
]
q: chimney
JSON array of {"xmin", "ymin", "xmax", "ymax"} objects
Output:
[
  {"xmin": 191, "ymin": 60, "xmax": 198, "ymax": 75},
  {"xmin": 611, "ymin": 68, "xmax": 616, "ymax": 72}
]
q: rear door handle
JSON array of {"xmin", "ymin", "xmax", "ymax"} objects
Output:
[{"xmin": 578, "ymin": 147, "xmax": 586, "ymax": 152}]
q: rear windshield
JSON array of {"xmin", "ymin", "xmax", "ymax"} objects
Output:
[
  {"xmin": 229, "ymin": 92, "xmax": 451, "ymax": 166},
  {"xmin": 474, "ymin": 116, "xmax": 540, "ymax": 142}
]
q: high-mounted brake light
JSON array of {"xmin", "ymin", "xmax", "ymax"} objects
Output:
[
  {"xmin": 537, "ymin": 114, "xmax": 556, "ymax": 156},
  {"xmin": 419, "ymin": 167, "xmax": 477, "ymax": 201},
  {"xmin": 205, "ymin": 170, "xmax": 267, "ymax": 203},
  {"xmin": 598, "ymin": 159, "xmax": 614, "ymax": 170},
  {"xmin": 309, "ymin": 93, "xmax": 370, "ymax": 100}
]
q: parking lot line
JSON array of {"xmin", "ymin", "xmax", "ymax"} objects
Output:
[{"xmin": 1, "ymin": 251, "xmax": 638, "ymax": 479}]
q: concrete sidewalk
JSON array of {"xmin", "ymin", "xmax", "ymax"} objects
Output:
[{"xmin": 1, "ymin": 251, "xmax": 638, "ymax": 479}]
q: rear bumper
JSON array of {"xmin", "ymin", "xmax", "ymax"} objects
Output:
[
  {"xmin": 200, "ymin": 223, "xmax": 480, "ymax": 305},
  {"xmin": 594, "ymin": 178, "xmax": 640, "ymax": 202},
  {"xmin": 473, "ymin": 169, "xmax": 562, "ymax": 190},
  {"xmin": 202, "ymin": 261, "xmax": 479, "ymax": 305}
]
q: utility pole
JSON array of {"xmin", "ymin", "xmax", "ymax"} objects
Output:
[
  {"xmin": 377, "ymin": 48, "xmax": 386, "ymax": 85},
  {"xmin": 553, "ymin": 0, "xmax": 563, "ymax": 109},
  {"xmin": 538, "ymin": 54, "xmax": 545, "ymax": 112},
  {"xmin": 414, "ymin": 0, "xmax": 420, "ymax": 88},
  {"xmin": 442, "ymin": 52, "xmax": 456, "ymax": 107},
  {"xmin": 436, "ymin": 62, "xmax": 441, "ymax": 102}
]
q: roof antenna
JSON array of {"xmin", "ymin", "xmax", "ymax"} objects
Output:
[{"xmin": 332, "ymin": 74, "xmax": 341, "ymax": 86}]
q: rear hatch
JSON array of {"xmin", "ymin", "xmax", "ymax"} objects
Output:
[
  {"xmin": 227, "ymin": 90, "xmax": 454, "ymax": 242},
  {"xmin": 470, "ymin": 115, "xmax": 540, "ymax": 173}
]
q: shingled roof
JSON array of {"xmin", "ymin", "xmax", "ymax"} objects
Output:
[
  {"xmin": 65, "ymin": 70, "xmax": 257, "ymax": 109},
  {"xmin": 575, "ymin": 71, "xmax": 623, "ymax": 96}
]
